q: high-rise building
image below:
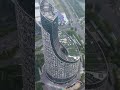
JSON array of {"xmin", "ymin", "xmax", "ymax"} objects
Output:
[{"xmin": 40, "ymin": 0, "xmax": 81, "ymax": 87}]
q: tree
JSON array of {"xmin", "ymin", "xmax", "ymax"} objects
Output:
[{"xmin": 35, "ymin": 82, "xmax": 43, "ymax": 90}]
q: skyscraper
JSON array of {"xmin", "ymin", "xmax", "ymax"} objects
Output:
[{"xmin": 40, "ymin": 0, "xmax": 81, "ymax": 87}]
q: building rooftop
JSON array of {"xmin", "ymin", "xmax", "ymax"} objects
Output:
[{"xmin": 40, "ymin": 0, "xmax": 56, "ymax": 20}]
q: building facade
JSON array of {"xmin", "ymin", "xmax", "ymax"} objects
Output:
[{"xmin": 40, "ymin": 0, "xmax": 81, "ymax": 85}]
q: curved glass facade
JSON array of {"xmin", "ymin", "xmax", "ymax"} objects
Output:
[{"xmin": 40, "ymin": 0, "xmax": 81, "ymax": 84}]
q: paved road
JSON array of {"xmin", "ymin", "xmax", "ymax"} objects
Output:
[
  {"xmin": 86, "ymin": 20, "xmax": 115, "ymax": 90},
  {"xmin": 60, "ymin": 0, "xmax": 85, "ymax": 41}
]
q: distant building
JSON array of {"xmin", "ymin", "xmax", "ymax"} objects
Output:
[{"xmin": 40, "ymin": 0, "xmax": 81, "ymax": 88}]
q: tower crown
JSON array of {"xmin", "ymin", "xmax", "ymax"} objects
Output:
[{"xmin": 40, "ymin": 0, "xmax": 57, "ymax": 21}]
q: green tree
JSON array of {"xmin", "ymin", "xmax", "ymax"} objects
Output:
[{"xmin": 35, "ymin": 82, "xmax": 43, "ymax": 90}]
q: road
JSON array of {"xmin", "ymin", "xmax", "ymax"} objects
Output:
[
  {"xmin": 60, "ymin": 0, "xmax": 85, "ymax": 41},
  {"xmin": 86, "ymin": 20, "xmax": 115, "ymax": 90}
]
